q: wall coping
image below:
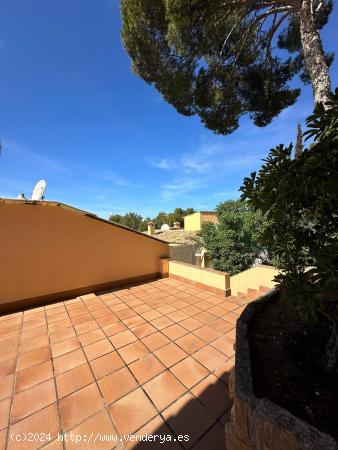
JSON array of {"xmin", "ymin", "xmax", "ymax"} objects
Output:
[
  {"xmin": 230, "ymin": 264, "xmax": 276, "ymax": 278},
  {"xmin": 167, "ymin": 258, "xmax": 230, "ymax": 276}
]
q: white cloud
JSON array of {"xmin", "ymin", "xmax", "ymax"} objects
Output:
[{"xmin": 4, "ymin": 139, "xmax": 70, "ymax": 174}]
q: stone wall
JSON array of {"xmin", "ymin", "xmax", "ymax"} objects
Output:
[{"xmin": 225, "ymin": 291, "xmax": 338, "ymax": 450}]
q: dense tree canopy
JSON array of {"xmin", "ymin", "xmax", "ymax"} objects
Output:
[
  {"xmin": 154, "ymin": 207, "xmax": 195, "ymax": 228},
  {"xmin": 109, "ymin": 212, "xmax": 145, "ymax": 231},
  {"xmin": 201, "ymin": 200, "xmax": 267, "ymax": 274},
  {"xmin": 240, "ymin": 91, "xmax": 338, "ymax": 321},
  {"xmin": 109, "ymin": 207, "xmax": 195, "ymax": 231},
  {"xmin": 121, "ymin": 0, "xmax": 333, "ymax": 135}
]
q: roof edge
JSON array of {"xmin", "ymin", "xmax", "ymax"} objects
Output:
[{"xmin": 0, "ymin": 198, "xmax": 168, "ymax": 245}]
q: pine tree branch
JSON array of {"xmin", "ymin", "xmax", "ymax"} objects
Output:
[
  {"xmin": 265, "ymin": 12, "xmax": 290, "ymax": 64},
  {"xmin": 220, "ymin": 4, "xmax": 293, "ymax": 56}
]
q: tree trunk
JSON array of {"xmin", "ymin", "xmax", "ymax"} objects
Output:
[{"xmin": 299, "ymin": 0, "xmax": 332, "ymax": 107}]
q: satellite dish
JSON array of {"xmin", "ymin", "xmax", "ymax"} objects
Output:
[
  {"xmin": 17, "ymin": 193, "xmax": 26, "ymax": 200},
  {"xmin": 161, "ymin": 224, "xmax": 170, "ymax": 231},
  {"xmin": 31, "ymin": 180, "xmax": 46, "ymax": 201}
]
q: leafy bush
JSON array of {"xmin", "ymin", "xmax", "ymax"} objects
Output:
[
  {"xmin": 201, "ymin": 200, "xmax": 267, "ymax": 275},
  {"xmin": 240, "ymin": 90, "xmax": 338, "ymax": 321}
]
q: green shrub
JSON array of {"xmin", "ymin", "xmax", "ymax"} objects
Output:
[
  {"xmin": 201, "ymin": 200, "xmax": 267, "ymax": 275},
  {"xmin": 240, "ymin": 90, "xmax": 338, "ymax": 321}
]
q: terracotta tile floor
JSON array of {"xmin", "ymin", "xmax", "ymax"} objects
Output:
[{"xmin": 0, "ymin": 278, "xmax": 266, "ymax": 450}]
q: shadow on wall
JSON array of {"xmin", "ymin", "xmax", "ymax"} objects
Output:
[{"xmin": 132, "ymin": 365, "xmax": 233, "ymax": 449}]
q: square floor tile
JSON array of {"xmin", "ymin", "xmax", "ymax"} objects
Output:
[
  {"xmin": 213, "ymin": 358, "xmax": 234, "ymax": 384},
  {"xmin": 154, "ymin": 343, "xmax": 187, "ymax": 368},
  {"xmin": 223, "ymin": 312, "xmax": 239, "ymax": 325},
  {"xmin": 59, "ymin": 383, "xmax": 104, "ymax": 431},
  {"xmin": 98, "ymin": 366, "xmax": 137, "ymax": 404},
  {"xmin": 141, "ymin": 332, "xmax": 170, "ymax": 352},
  {"xmin": 55, "ymin": 363, "xmax": 94, "ymax": 399},
  {"xmin": 166, "ymin": 311, "xmax": 189, "ymax": 323},
  {"xmin": 83, "ymin": 339, "xmax": 114, "ymax": 361},
  {"xmin": 102, "ymin": 321, "xmax": 127, "ymax": 337},
  {"xmin": 90, "ymin": 351, "xmax": 125, "ymax": 380},
  {"xmin": 175, "ymin": 334, "xmax": 205, "ymax": 354},
  {"xmin": 150, "ymin": 316, "xmax": 175, "ymax": 331},
  {"xmin": 19, "ymin": 335, "xmax": 49, "ymax": 354},
  {"xmin": 49, "ymin": 327, "xmax": 76, "ymax": 345},
  {"xmin": 170, "ymin": 357, "xmax": 208, "ymax": 389},
  {"xmin": 72, "ymin": 315, "xmax": 94, "ymax": 327},
  {"xmin": 162, "ymin": 392, "xmax": 215, "ymax": 448},
  {"xmin": 143, "ymin": 371, "xmax": 186, "ymax": 411},
  {"xmin": 53, "ymin": 349, "xmax": 87, "ymax": 375},
  {"xmin": 193, "ymin": 311, "xmax": 217, "ymax": 325},
  {"xmin": 96, "ymin": 314, "xmax": 119, "ymax": 328},
  {"xmin": 64, "ymin": 410, "xmax": 116, "ymax": 450},
  {"xmin": 132, "ymin": 304, "xmax": 152, "ymax": 314},
  {"xmin": 191, "ymin": 374, "xmax": 232, "ymax": 418},
  {"xmin": 74, "ymin": 320, "xmax": 98, "ymax": 335},
  {"xmin": 109, "ymin": 330, "xmax": 137, "ymax": 349},
  {"xmin": 15, "ymin": 360, "xmax": 53, "ymax": 393},
  {"xmin": 161, "ymin": 324, "xmax": 188, "ymax": 340},
  {"xmin": 0, "ymin": 374, "xmax": 14, "ymax": 401},
  {"xmin": 132, "ymin": 323, "xmax": 157, "ymax": 339},
  {"xmin": 21, "ymin": 326, "xmax": 48, "ymax": 341},
  {"xmin": 192, "ymin": 345, "xmax": 226, "ymax": 372},
  {"xmin": 210, "ymin": 335, "xmax": 235, "ymax": 357},
  {"xmin": 108, "ymin": 388, "xmax": 157, "ymax": 436},
  {"xmin": 51, "ymin": 336, "xmax": 80, "ymax": 358},
  {"xmin": 179, "ymin": 317, "xmax": 203, "ymax": 332},
  {"xmin": 0, "ymin": 358, "xmax": 16, "ymax": 378},
  {"xmin": 78, "ymin": 329, "xmax": 106, "ymax": 346},
  {"xmin": 123, "ymin": 315, "xmax": 146, "ymax": 328},
  {"xmin": 124, "ymin": 415, "xmax": 180, "ymax": 450},
  {"xmin": 8, "ymin": 404, "xmax": 60, "ymax": 450},
  {"xmin": 181, "ymin": 306, "xmax": 202, "ymax": 317},
  {"xmin": 118, "ymin": 340, "xmax": 149, "ymax": 364},
  {"xmin": 11, "ymin": 379, "xmax": 56, "ymax": 424},
  {"xmin": 156, "ymin": 305, "xmax": 176, "ymax": 315},
  {"xmin": 129, "ymin": 354, "xmax": 165, "ymax": 385},
  {"xmin": 0, "ymin": 397, "xmax": 11, "ymax": 430},
  {"xmin": 194, "ymin": 325, "xmax": 222, "ymax": 343},
  {"xmin": 141, "ymin": 310, "xmax": 162, "ymax": 321},
  {"xmin": 17, "ymin": 346, "xmax": 51, "ymax": 371},
  {"xmin": 209, "ymin": 319, "xmax": 234, "ymax": 334}
]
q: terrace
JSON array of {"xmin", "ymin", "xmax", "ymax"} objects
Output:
[{"xmin": 0, "ymin": 200, "xmax": 273, "ymax": 449}]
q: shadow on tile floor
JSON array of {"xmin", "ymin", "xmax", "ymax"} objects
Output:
[{"xmin": 130, "ymin": 366, "xmax": 232, "ymax": 450}]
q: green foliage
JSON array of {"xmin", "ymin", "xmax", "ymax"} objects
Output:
[
  {"xmin": 109, "ymin": 207, "xmax": 195, "ymax": 231},
  {"xmin": 154, "ymin": 207, "xmax": 195, "ymax": 228},
  {"xmin": 109, "ymin": 212, "xmax": 144, "ymax": 231},
  {"xmin": 201, "ymin": 200, "xmax": 267, "ymax": 275},
  {"xmin": 121, "ymin": 0, "xmax": 333, "ymax": 135},
  {"xmin": 240, "ymin": 90, "xmax": 338, "ymax": 321}
]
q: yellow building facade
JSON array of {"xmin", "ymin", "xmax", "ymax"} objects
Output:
[{"xmin": 184, "ymin": 211, "xmax": 219, "ymax": 231}]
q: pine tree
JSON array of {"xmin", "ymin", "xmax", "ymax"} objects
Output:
[{"xmin": 121, "ymin": 0, "xmax": 333, "ymax": 135}]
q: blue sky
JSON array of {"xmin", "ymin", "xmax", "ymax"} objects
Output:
[{"xmin": 1, "ymin": 1, "xmax": 337, "ymax": 219}]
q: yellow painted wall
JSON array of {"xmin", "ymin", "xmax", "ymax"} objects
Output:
[
  {"xmin": 184, "ymin": 212, "xmax": 218, "ymax": 231},
  {"xmin": 0, "ymin": 200, "xmax": 169, "ymax": 310},
  {"xmin": 184, "ymin": 212, "xmax": 201, "ymax": 231},
  {"xmin": 168, "ymin": 260, "xmax": 230, "ymax": 292},
  {"xmin": 230, "ymin": 265, "xmax": 278, "ymax": 296}
]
